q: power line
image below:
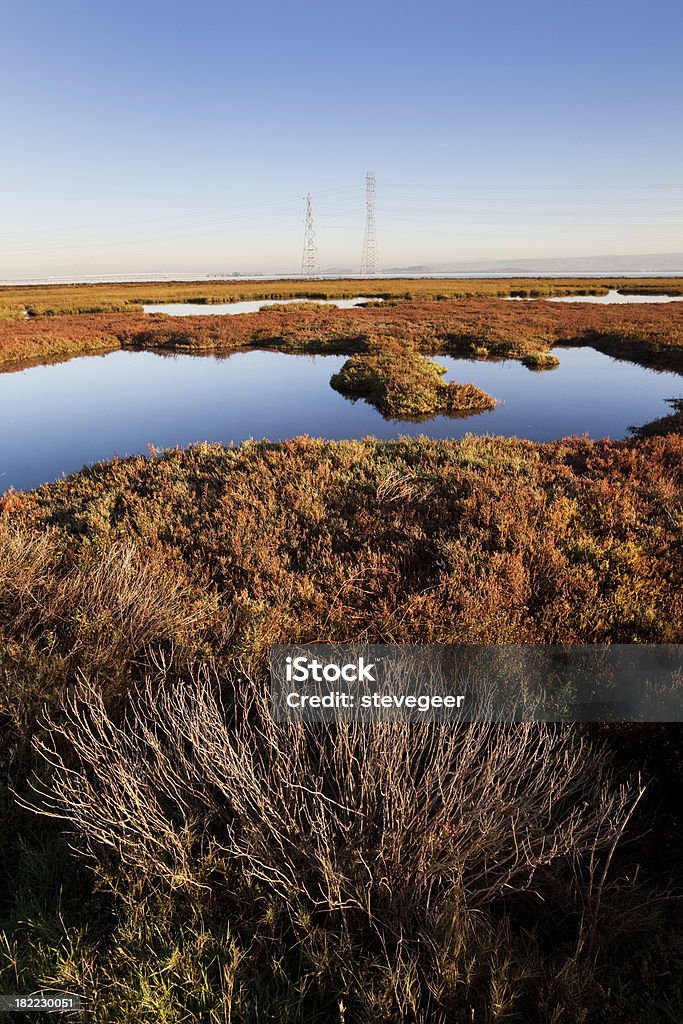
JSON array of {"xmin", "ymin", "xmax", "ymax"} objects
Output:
[{"xmin": 383, "ymin": 182, "xmax": 683, "ymax": 191}]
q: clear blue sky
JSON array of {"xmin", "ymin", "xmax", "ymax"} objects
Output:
[{"xmin": 2, "ymin": 0, "xmax": 682, "ymax": 277}]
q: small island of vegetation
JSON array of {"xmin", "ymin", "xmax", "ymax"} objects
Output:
[
  {"xmin": 330, "ymin": 337, "xmax": 496, "ymax": 418},
  {"xmin": 521, "ymin": 351, "xmax": 561, "ymax": 370}
]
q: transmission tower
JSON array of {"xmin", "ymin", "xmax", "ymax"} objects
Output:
[
  {"xmin": 360, "ymin": 171, "xmax": 380, "ymax": 276},
  {"xmin": 301, "ymin": 193, "xmax": 320, "ymax": 278}
]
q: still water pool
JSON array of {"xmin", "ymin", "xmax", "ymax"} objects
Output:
[
  {"xmin": 1, "ymin": 346, "xmax": 680, "ymax": 493},
  {"xmin": 142, "ymin": 297, "xmax": 379, "ymax": 316},
  {"xmin": 504, "ymin": 290, "xmax": 683, "ymax": 304}
]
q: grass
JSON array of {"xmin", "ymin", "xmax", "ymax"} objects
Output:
[{"xmin": 1, "ymin": 275, "xmax": 682, "ymax": 320}]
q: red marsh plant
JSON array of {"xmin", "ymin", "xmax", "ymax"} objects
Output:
[{"xmin": 2, "ymin": 297, "xmax": 683, "ymax": 371}]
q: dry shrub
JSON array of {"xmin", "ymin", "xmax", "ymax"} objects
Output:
[
  {"xmin": 0, "ymin": 521, "xmax": 61, "ymax": 624},
  {"xmin": 26, "ymin": 669, "xmax": 642, "ymax": 1014},
  {"xmin": 52, "ymin": 542, "xmax": 208, "ymax": 667},
  {"xmin": 0, "ymin": 521, "xmax": 211, "ymax": 674}
]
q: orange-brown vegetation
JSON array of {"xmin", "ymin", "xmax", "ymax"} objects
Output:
[
  {"xmin": 631, "ymin": 397, "xmax": 683, "ymax": 437},
  {"xmin": 3, "ymin": 435, "xmax": 681, "ymax": 687},
  {"xmin": 2, "ymin": 297, "xmax": 683, "ymax": 373},
  {"xmin": 2, "ymin": 275, "xmax": 682, "ymax": 320},
  {"xmin": 2, "ymin": 434, "xmax": 683, "ymax": 1020}
]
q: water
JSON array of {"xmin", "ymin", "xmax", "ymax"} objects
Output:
[
  {"xmin": 146, "ymin": 290, "xmax": 683, "ymax": 317},
  {"xmin": 143, "ymin": 297, "xmax": 380, "ymax": 316},
  {"xmin": 505, "ymin": 289, "xmax": 683, "ymax": 304},
  {"xmin": 549, "ymin": 289, "xmax": 683, "ymax": 304},
  {"xmin": 0, "ymin": 347, "xmax": 680, "ymax": 493}
]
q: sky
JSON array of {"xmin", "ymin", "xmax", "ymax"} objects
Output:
[{"xmin": 2, "ymin": 0, "xmax": 683, "ymax": 277}]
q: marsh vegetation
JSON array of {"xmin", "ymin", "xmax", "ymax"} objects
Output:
[
  {"xmin": 1, "ymin": 281, "xmax": 682, "ymax": 1021},
  {"xmin": 1, "ymin": 345, "xmax": 681, "ymax": 493},
  {"xmin": 3, "ymin": 293, "xmax": 683, "ymax": 373},
  {"xmin": 1, "ymin": 434, "xmax": 683, "ymax": 1020},
  {"xmin": 330, "ymin": 338, "xmax": 496, "ymax": 418},
  {"xmin": 2, "ymin": 275, "xmax": 683, "ymax": 321}
]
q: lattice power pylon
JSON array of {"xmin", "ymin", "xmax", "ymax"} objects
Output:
[
  {"xmin": 360, "ymin": 171, "xmax": 380, "ymax": 276},
  {"xmin": 301, "ymin": 193, "xmax": 320, "ymax": 278}
]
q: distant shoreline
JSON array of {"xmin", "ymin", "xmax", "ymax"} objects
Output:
[{"xmin": 3, "ymin": 271, "xmax": 683, "ymax": 287}]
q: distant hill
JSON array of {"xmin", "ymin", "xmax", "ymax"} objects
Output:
[{"xmin": 385, "ymin": 253, "xmax": 683, "ymax": 275}]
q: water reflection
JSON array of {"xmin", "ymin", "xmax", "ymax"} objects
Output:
[
  {"xmin": 143, "ymin": 297, "xmax": 380, "ymax": 316},
  {"xmin": 0, "ymin": 347, "xmax": 680, "ymax": 493},
  {"xmin": 505, "ymin": 289, "xmax": 683, "ymax": 304}
]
